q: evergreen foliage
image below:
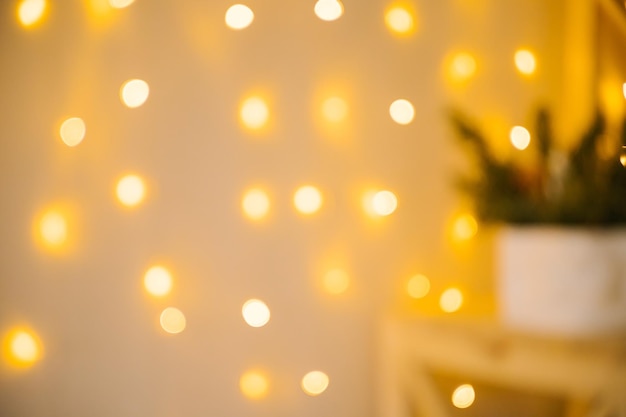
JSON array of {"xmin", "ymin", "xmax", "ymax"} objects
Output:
[{"xmin": 450, "ymin": 109, "xmax": 626, "ymax": 225}]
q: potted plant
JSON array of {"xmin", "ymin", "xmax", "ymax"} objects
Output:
[{"xmin": 450, "ymin": 108, "xmax": 626, "ymax": 337}]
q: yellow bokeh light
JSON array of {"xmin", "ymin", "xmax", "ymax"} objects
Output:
[
  {"xmin": 440, "ymin": 288, "xmax": 463, "ymax": 313},
  {"xmin": 372, "ymin": 190, "xmax": 398, "ymax": 216},
  {"xmin": 407, "ymin": 274, "xmax": 430, "ymax": 299},
  {"xmin": 240, "ymin": 370, "xmax": 269, "ymax": 399},
  {"xmin": 242, "ymin": 299, "xmax": 270, "ymax": 327},
  {"xmin": 39, "ymin": 210, "xmax": 68, "ymax": 248},
  {"xmin": 514, "ymin": 49, "xmax": 536, "ymax": 76},
  {"xmin": 59, "ymin": 117, "xmax": 86, "ymax": 147},
  {"xmin": 115, "ymin": 174, "xmax": 146, "ymax": 208},
  {"xmin": 452, "ymin": 213, "xmax": 478, "ymax": 241},
  {"xmin": 239, "ymin": 96, "xmax": 269, "ymax": 130},
  {"xmin": 323, "ymin": 268, "xmax": 350, "ymax": 295},
  {"xmin": 108, "ymin": 0, "xmax": 135, "ymax": 8},
  {"xmin": 389, "ymin": 99, "xmax": 415, "ymax": 125},
  {"xmin": 322, "ymin": 96, "xmax": 348, "ymax": 123},
  {"xmin": 448, "ymin": 52, "xmax": 477, "ymax": 83},
  {"xmin": 242, "ymin": 188, "xmax": 270, "ymax": 220},
  {"xmin": 620, "ymin": 147, "xmax": 626, "ymax": 167},
  {"xmin": 314, "ymin": 0, "xmax": 344, "ymax": 21},
  {"xmin": 3, "ymin": 328, "xmax": 42, "ymax": 367},
  {"xmin": 510, "ymin": 125, "xmax": 531, "ymax": 150},
  {"xmin": 623, "ymin": 83, "xmax": 626, "ymax": 99},
  {"xmin": 452, "ymin": 384, "xmax": 476, "ymax": 408},
  {"xmin": 385, "ymin": 6, "xmax": 415, "ymax": 35},
  {"xmin": 293, "ymin": 185, "xmax": 323, "ymax": 215},
  {"xmin": 301, "ymin": 370, "xmax": 330, "ymax": 396},
  {"xmin": 225, "ymin": 4, "xmax": 254, "ymax": 30},
  {"xmin": 17, "ymin": 0, "xmax": 46, "ymax": 27},
  {"xmin": 120, "ymin": 79, "xmax": 150, "ymax": 108},
  {"xmin": 159, "ymin": 307, "xmax": 186, "ymax": 334},
  {"xmin": 144, "ymin": 266, "xmax": 173, "ymax": 297}
]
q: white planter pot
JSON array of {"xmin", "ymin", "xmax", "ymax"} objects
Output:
[{"xmin": 497, "ymin": 227, "xmax": 626, "ymax": 337}]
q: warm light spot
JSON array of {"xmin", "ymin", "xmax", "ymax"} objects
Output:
[
  {"xmin": 514, "ymin": 49, "xmax": 536, "ymax": 75},
  {"xmin": 314, "ymin": 0, "xmax": 344, "ymax": 21},
  {"xmin": 448, "ymin": 52, "xmax": 477, "ymax": 83},
  {"xmin": 39, "ymin": 210, "xmax": 67, "ymax": 248},
  {"xmin": 242, "ymin": 188, "xmax": 270, "ymax": 221},
  {"xmin": 143, "ymin": 266, "xmax": 172, "ymax": 297},
  {"xmin": 240, "ymin": 370, "xmax": 269, "ymax": 399},
  {"xmin": 240, "ymin": 96, "xmax": 269, "ymax": 130},
  {"xmin": 242, "ymin": 299, "xmax": 270, "ymax": 327},
  {"xmin": 323, "ymin": 268, "xmax": 350, "ymax": 295},
  {"xmin": 440, "ymin": 288, "xmax": 463, "ymax": 313},
  {"xmin": 452, "ymin": 213, "xmax": 478, "ymax": 241},
  {"xmin": 159, "ymin": 307, "xmax": 186, "ymax": 334},
  {"xmin": 59, "ymin": 117, "xmax": 86, "ymax": 147},
  {"xmin": 620, "ymin": 147, "xmax": 626, "ymax": 167},
  {"xmin": 108, "ymin": 0, "xmax": 135, "ymax": 8},
  {"xmin": 294, "ymin": 185, "xmax": 323, "ymax": 215},
  {"xmin": 116, "ymin": 174, "xmax": 146, "ymax": 207},
  {"xmin": 385, "ymin": 6, "xmax": 415, "ymax": 35},
  {"xmin": 120, "ymin": 79, "xmax": 150, "ymax": 108},
  {"xmin": 3, "ymin": 329, "xmax": 41, "ymax": 367},
  {"xmin": 301, "ymin": 371, "xmax": 330, "ymax": 396},
  {"xmin": 225, "ymin": 4, "xmax": 254, "ymax": 29},
  {"xmin": 407, "ymin": 274, "xmax": 430, "ymax": 299},
  {"xmin": 389, "ymin": 99, "xmax": 415, "ymax": 125},
  {"xmin": 623, "ymin": 83, "xmax": 626, "ymax": 99},
  {"xmin": 452, "ymin": 384, "xmax": 475, "ymax": 408},
  {"xmin": 322, "ymin": 96, "xmax": 348, "ymax": 123},
  {"xmin": 510, "ymin": 126, "xmax": 531, "ymax": 150},
  {"xmin": 17, "ymin": 0, "xmax": 46, "ymax": 27},
  {"xmin": 372, "ymin": 190, "xmax": 398, "ymax": 216}
]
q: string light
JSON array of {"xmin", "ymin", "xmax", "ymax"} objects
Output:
[
  {"xmin": 144, "ymin": 266, "xmax": 173, "ymax": 297},
  {"xmin": 448, "ymin": 52, "xmax": 477, "ymax": 83},
  {"xmin": 385, "ymin": 6, "xmax": 415, "ymax": 35},
  {"xmin": 239, "ymin": 96, "xmax": 269, "ymax": 130},
  {"xmin": 17, "ymin": 0, "xmax": 46, "ymax": 27},
  {"xmin": 160, "ymin": 307, "xmax": 186, "ymax": 334},
  {"xmin": 293, "ymin": 185, "xmax": 323, "ymax": 215},
  {"xmin": 514, "ymin": 49, "xmax": 536, "ymax": 75},
  {"xmin": 452, "ymin": 384, "xmax": 475, "ymax": 408},
  {"xmin": 3, "ymin": 328, "xmax": 42, "ymax": 367},
  {"xmin": 323, "ymin": 268, "xmax": 350, "ymax": 295},
  {"xmin": 407, "ymin": 274, "xmax": 430, "ymax": 299},
  {"xmin": 59, "ymin": 117, "xmax": 86, "ymax": 147},
  {"xmin": 116, "ymin": 174, "xmax": 146, "ymax": 208},
  {"xmin": 242, "ymin": 188, "xmax": 270, "ymax": 220},
  {"xmin": 440, "ymin": 288, "xmax": 463, "ymax": 312},
  {"xmin": 510, "ymin": 126, "xmax": 531, "ymax": 150},
  {"xmin": 242, "ymin": 299, "xmax": 270, "ymax": 327},
  {"xmin": 225, "ymin": 4, "xmax": 254, "ymax": 30},
  {"xmin": 120, "ymin": 79, "xmax": 150, "ymax": 108},
  {"xmin": 301, "ymin": 371, "xmax": 330, "ymax": 396},
  {"xmin": 389, "ymin": 99, "xmax": 415, "ymax": 125},
  {"xmin": 240, "ymin": 370, "xmax": 269, "ymax": 399}
]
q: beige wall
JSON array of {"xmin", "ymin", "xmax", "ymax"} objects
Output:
[{"xmin": 0, "ymin": 1, "xmax": 577, "ymax": 416}]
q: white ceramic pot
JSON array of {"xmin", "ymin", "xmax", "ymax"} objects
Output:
[{"xmin": 497, "ymin": 227, "xmax": 626, "ymax": 337}]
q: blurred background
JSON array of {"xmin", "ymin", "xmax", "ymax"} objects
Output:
[{"xmin": 1, "ymin": 0, "xmax": 625, "ymax": 416}]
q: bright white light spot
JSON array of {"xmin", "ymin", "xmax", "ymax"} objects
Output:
[
  {"xmin": 242, "ymin": 188, "xmax": 270, "ymax": 220},
  {"xmin": 623, "ymin": 82, "xmax": 626, "ymax": 99},
  {"xmin": 372, "ymin": 190, "xmax": 398, "ymax": 216},
  {"xmin": 160, "ymin": 307, "xmax": 186, "ymax": 334},
  {"xmin": 449, "ymin": 52, "xmax": 477, "ymax": 82},
  {"xmin": 294, "ymin": 185, "xmax": 323, "ymax": 215},
  {"xmin": 440, "ymin": 288, "xmax": 463, "ymax": 313},
  {"xmin": 225, "ymin": 4, "xmax": 254, "ymax": 30},
  {"xmin": 4, "ymin": 329, "xmax": 41, "ymax": 367},
  {"xmin": 59, "ymin": 117, "xmax": 86, "ymax": 147},
  {"xmin": 240, "ymin": 96, "xmax": 269, "ymax": 130},
  {"xmin": 407, "ymin": 274, "xmax": 430, "ymax": 299},
  {"xmin": 452, "ymin": 213, "xmax": 478, "ymax": 241},
  {"xmin": 323, "ymin": 268, "xmax": 350, "ymax": 295},
  {"xmin": 120, "ymin": 79, "xmax": 149, "ymax": 108},
  {"xmin": 108, "ymin": 0, "xmax": 135, "ymax": 8},
  {"xmin": 39, "ymin": 210, "xmax": 67, "ymax": 247},
  {"xmin": 301, "ymin": 371, "xmax": 330, "ymax": 396},
  {"xmin": 116, "ymin": 174, "xmax": 146, "ymax": 207},
  {"xmin": 510, "ymin": 126, "xmax": 531, "ymax": 150},
  {"xmin": 385, "ymin": 6, "xmax": 414, "ymax": 35},
  {"xmin": 514, "ymin": 49, "xmax": 536, "ymax": 75},
  {"xmin": 389, "ymin": 99, "xmax": 415, "ymax": 125},
  {"xmin": 240, "ymin": 370, "xmax": 269, "ymax": 399},
  {"xmin": 314, "ymin": 0, "xmax": 344, "ymax": 21},
  {"xmin": 322, "ymin": 96, "xmax": 348, "ymax": 123},
  {"xmin": 452, "ymin": 384, "xmax": 475, "ymax": 408},
  {"xmin": 620, "ymin": 147, "xmax": 626, "ymax": 167},
  {"xmin": 144, "ymin": 266, "xmax": 173, "ymax": 297},
  {"xmin": 17, "ymin": 0, "xmax": 46, "ymax": 27},
  {"xmin": 242, "ymin": 299, "xmax": 270, "ymax": 327}
]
